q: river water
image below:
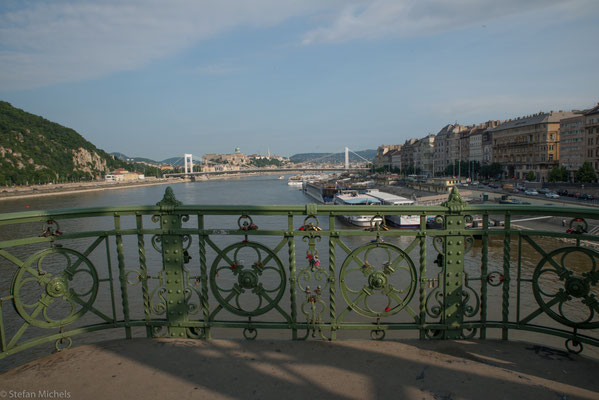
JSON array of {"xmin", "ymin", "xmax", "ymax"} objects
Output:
[{"xmin": 0, "ymin": 175, "xmax": 597, "ymax": 368}]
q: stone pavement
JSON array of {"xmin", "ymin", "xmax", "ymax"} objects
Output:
[{"xmin": 1, "ymin": 339, "xmax": 598, "ymax": 399}]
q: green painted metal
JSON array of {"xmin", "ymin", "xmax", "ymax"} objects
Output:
[{"xmin": 1, "ymin": 186, "xmax": 599, "ymax": 361}]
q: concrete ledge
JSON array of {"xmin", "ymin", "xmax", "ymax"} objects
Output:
[{"xmin": 1, "ymin": 339, "xmax": 598, "ymax": 399}]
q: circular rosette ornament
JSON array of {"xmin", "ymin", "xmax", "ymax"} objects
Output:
[
  {"xmin": 339, "ymin": 242, "xmax": 417, "ymax": 318},
  {"xmin": 210, "ymin": 241, "xmax": 286, "ymax": 316},
  {"xmin": 532, "ymin": 246, "xmax": 599, "ymax": 329},
  {"xmin": 11, "ymin": 248, "xmax": 99, "ymax": 328}
]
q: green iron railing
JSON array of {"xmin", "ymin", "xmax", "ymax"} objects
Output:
[{"xmin": 0, "ymin": 186, "xmax": 598, "ymax": 362}]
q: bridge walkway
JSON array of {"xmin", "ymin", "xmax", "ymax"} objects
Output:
[{"xmin": 1, "ymin": 339, "xmax": 597, "ymax": 399}]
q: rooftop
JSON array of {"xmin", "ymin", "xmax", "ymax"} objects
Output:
[{"xmin": 490, "ymin": 111, "xmax": 580, "ymax": 132}]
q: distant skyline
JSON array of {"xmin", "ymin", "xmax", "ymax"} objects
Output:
[{"xmin": 1, "ymin": 0, "xmax": 598, "ymax": 160}]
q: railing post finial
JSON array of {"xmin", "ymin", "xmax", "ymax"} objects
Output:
[
  {"xmin": 157, "ymin": 187, "xmax": 182, "ymax": 211},
  {"xmin": 443, "ymin": 186, "xmax": 467, "ymax": 213}
]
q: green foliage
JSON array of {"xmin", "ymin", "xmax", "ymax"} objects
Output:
[
  {"xmin": 548, "ymin": 166, "xmax": 569, "ymax": 182},
  {"xmin": 249, "ymin": 158, "xmax": 283, "ymax": 168},
  {"xmin": 525, "ymin": 171, "xmax": 536, "ymax": 181},
  {"xmin": 0, "ymin": 101, "xmax": 157, "ymax": 186},
  {"xmin": 480, "ymin": 162, "xmax": 503, "ymax": 179},
  {"xmin": 575, "ymin": 162, "xmax": 597, "ymax": 183},
  {"xmin": 443, "ymin": 161, "xmax": 481, "ymax": 177}
]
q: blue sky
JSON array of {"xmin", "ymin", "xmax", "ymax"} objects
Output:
[{"xmin": 1, "ymin": 0, "xmax": 598, "ymax": 160}]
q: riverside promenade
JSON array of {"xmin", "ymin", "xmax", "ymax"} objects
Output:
[{"xmin": 1, "ymin": 338, "xmax": 598, "ymax": 399}]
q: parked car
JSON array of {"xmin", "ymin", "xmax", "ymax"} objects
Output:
[
  {"xmin": 516, "ymin": 185, "xmax": 526, "ymax": 191},
  {"xmin": 545, "ymin": 192, "xmax": 559, "ymax": 199},
  {"xmin": 538, "ymin": 188, "xmax": 550, "ymax": 194},
  {"xmin": 557, "ymin": 189, "xmax": 568, "ymax": 196},
  {"xmin": 524, "ymin": 189, "xmax": 538, "ymax": 196},
  {"xmin": 580, "ymin": 193, "xmax": 595, "ymax": 200}
]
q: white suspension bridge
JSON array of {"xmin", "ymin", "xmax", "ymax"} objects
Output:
[{"xmin": 163, "ymin": 147, "xmax": 371, "ymax": 178}]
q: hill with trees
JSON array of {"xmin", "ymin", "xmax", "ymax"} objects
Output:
[{"xmin": 0, "ymin": 101, "xmax": 161, "ymax": 186}]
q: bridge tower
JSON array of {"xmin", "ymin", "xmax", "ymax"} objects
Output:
[
  {"xmin": 345, "ymin": 147, "xmax": 349, "ymax": 170},
  {"xmin": 184, "ymin": 154, "xmax": 193, "ymax": 174}
]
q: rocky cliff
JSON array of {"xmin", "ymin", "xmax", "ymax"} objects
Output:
[{"xmin": 0, "ymin": 101, "xmax": 122, "ymax": 185}]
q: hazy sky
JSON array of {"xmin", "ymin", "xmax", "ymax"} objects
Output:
[{"xmin": 1, "ymin": 0, "xmax": 598, "ymax": 160}]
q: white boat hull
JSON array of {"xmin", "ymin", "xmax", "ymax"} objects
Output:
[
  {"xmin": 339, "ymin": 215, "xmax": 384, "ymax": 227},
  {"xmin": 385, "ymin": 215, "xmax": 420, "ymax": 228}
]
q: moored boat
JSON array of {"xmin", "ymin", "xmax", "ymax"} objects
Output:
[
  {"xmin": 287, "ymin": 175, "xmax": 304, "ymax": 187},
  {"xmin": 333, "ymin": 191, "xmax": 383, "ymax": 227},
  {"xmin": 288, "ymin": 174, "xmax": 330, "ymax": 188},
  {"xmin": 365, "ymin": 189, "xmax": 420, "ymax": 228},
  {"xmin": 304, "ymin": 181, "xmax": 342, "ymax": 204}
]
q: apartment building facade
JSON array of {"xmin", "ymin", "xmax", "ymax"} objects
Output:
[
  {"xmin": 433, "ymin": 124, "xmax": 462, "ymax": 175},
  {"xmin": 560, "ymin": 115, "xmax": 585, "ymax": 178},
  {"xmin": 491, "ymin": 111, "xmax": 577, "ymax": 181},
  {"xmin": 584, "ymin": 103, "xmax": 599, "ymax": 170},
  {"xmin": 415, "ymin": 134, "xmax": 435, "ymax": 175}
]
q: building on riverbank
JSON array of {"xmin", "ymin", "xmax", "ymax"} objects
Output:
[
  {"xmin": 203, "ymin": 147, "xmax": 248, "ymax": 167},
  {"xmin": 584, "ymin": 103, "xmax": 599, "ymax": 170},
  {"xmin": 433, "ymin": 124, "xmax": 462, "ymax": 175},
  {"xmin": 105, "ymin": 168, "xmax": 144, "ymax": 182},
  {"xmin": 560, "ymin": 114, "xmax": 585, "ymax": 179},
  {"xmin": 374, "ymin": 144, "xmax": 402, "ymax": 169},
  {"xmin": 491, "ymin": 111, "xmax": 579, "ymax": 181}
]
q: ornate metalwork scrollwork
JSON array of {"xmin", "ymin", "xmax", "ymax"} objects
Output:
[
  {"xmin": 339, "ymin": 242, "xmax": 417, "ymax": 318},
  {"xmin": 11, "ymin": 248, "xmax": 99, "ymax": 328},
  {"xmin": 210, "ymin": 241, "xmax": 286, "ymax": 316},
  {"xmin": 532, "ymin": 246, "xmax": 599, "ymax": 329},
  {"xmin": 297, "ymin": 228, "xmax": 329, "ymax": 339}
]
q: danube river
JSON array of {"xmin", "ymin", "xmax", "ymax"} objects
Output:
[{"xmin": 0, "ymin": 175, "xmax": 596, "ymax": 368}]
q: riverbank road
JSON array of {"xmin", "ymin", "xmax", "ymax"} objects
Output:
[
  {"xmin": 466, "ymin": 186, "xmax": 599, "ymax": 209},
  {"xmin": 1, "ymin": 339, "xmax": 598, "ymax": 399}
]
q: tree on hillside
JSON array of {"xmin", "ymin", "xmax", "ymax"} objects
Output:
[{"xmin": 575, "ymin": 162, "xmax": 597, "ymax": 183}]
